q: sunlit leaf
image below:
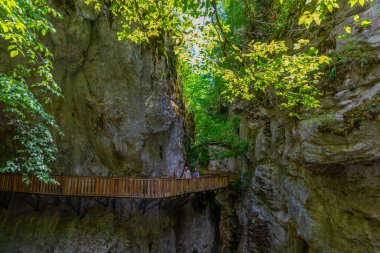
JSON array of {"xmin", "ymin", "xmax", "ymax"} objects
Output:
[
  {"xmin": 10, "ymin": 50, "xmax": 18, "ymax": 57},
  {"xmin": 361, "ymin": 20, "xmax": 372, "ymax": 27}
]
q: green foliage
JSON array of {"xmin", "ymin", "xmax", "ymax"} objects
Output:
[
  {"xmin": 173, "ymin": 1, "xmax": 332, "ymax": 118},
  {"xmin": 87, "ymin": 0, "xmax": 374, "ymax": 169},
  {"xmin": 0, "ymin": 0, "xmax": 374, "ymax": 183},
  {"xmin": 221, "ymin": 0, "xmax": 305, "ymax": 40},
  {"xmin": 85, "ymin": 0, "xmax": 209, "ymax": 46},
  {"xmin": 0, "ymin": 0, "xmax": 61, "ymax": 183},
  {"xmin": 181, "ymin": 62, "xmax": 247, "ymax": 165},
  {"xmin": 298, "ymin": 0, "xmax": 373, "ymax": 31},
  {"xmin": 86, "ymin": 0, "xmax": 373, "ymax": 118},
  {"xmin": 220, "ymin": 0, "xmax": 247, "ymax": 34},
  {"xmin": 217, "ymin": 40, "xmax": 330, "ymax": 117}
]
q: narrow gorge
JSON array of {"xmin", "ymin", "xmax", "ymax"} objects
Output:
[{"xmin": 0, "ymin": 0, "xmax": 379, "ymax": 252}]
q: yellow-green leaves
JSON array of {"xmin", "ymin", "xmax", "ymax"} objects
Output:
[
  {"xmin": 212, "ymin": 40, "xmax": 330, "ymax": 116},
  {"xmin": 298, "ymin": 0, "xmax": 341, "ymax": 28},
  {"xmin": 298, "ymin": 11, "xmax": 313, "ymax": 28},
  {"xmin": 85, "ymin": 0, "xmax": 207, "ymax": 47},
  {"xmin": 10, "ymin": 50, "xmax": 18, "ymax": 57},
  {"xmin": 361, "ymin": 20, "xmax": 372, "ymax": 27},
  {"xmin": 1, "ymin": 23, "xmax": 9, "ymax": 32},
  {"xmin": 298, "ymin": 9, "xmax": 325, "ymax": 28},
  {"xmin": 343, "ymin": 17, "xmax": 372, "ymax": 35},
  {"xmin": 319, "ymin": 55, "xmax": 331, "ymax": 64},
  {"xmin": 353, "ymin": 14, "xmax": 372, "ymax": 28},
  {"xmin": 294, "ymin": 39, "xmax": 310, "ymax": 50},
  {"xmin": 313, "ymin": 13, "xmax": 322, "ymax": 25},
  {"xmin": 340, "ymin": 6, "xmax": 373, "ymax": 38},
  {"xmin": 296, "ymin": 0, "xmax": 373, "ymax": 29},
  {"xmin": 349, "ymin": 0, "xmax": 373, "ymax": 7},
  {"xmin": 0, "ymin": 0, "xmax": 61, "ymax": 183}
]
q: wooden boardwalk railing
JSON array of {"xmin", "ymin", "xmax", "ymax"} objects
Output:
[{"xmin": 0, "ymin": 174, "xmax": 230, "ymax": 199}]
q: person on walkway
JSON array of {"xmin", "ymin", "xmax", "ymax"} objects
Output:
[
  {"xmin": 184, "ymin": 167, "xmax": 191, "ymax": 179},
  {"xmin": 193, "ymin": 169, "xmax": 200, "ymax": 178}
]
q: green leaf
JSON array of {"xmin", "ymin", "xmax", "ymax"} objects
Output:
[
  {"xmin": 7, "ymin": 45, "xmax": 17, "ymax": 50},
  {"xmin": 361, "ymin": 20, "xmax": 372, "ymax": 27},
  {"xmin": 327, "ymin": 4, "xmax": 333, "ymax": 12},
  {"xmin": 10, "ymin": 50, "xmax": 18, "ymax": 57},
  {"xmin": 312, "ymin": 13, "xmax": 321, "ymax": 25},
  {"xmin": 1, "ymin": 0, "xmax": 61, "ymax": 183},
  {"xmin": 1, "ymin": 23, "xmax": 9, "ymax": 32},
  {"xmin": 298, "ymin": 15, "xmax": 307, "ymax": 25}
]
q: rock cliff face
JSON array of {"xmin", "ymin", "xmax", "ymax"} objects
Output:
[
  {"xmin": 0, "ymin": 1, "xmax": 217, "ymax": 252},
  {"xmin": 0, "ymin": 192, "xmax": 218, "ymax": 253},
  {"xmin": 218, "ymin": 2, "xmax": 380, "ymax": 253},
  {"xmin": 1, "ymin": 1, "xmax": 379, "ymax": 252},
  {"xmin": 48, "ymin": 0, "xmax": 184, "ymax": 177}
]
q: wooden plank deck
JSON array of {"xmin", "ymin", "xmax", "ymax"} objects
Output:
[{"xmin": 0, "ymin": 174, "xmax": 230, "ymax": 199}]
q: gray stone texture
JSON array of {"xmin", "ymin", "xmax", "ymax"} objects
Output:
[
  {"xmin": 0, "ymin": 1, "xmax": 214, "ymax": 252},
  {"xmin": 0, "ymin": 193, "xmax": 218, "ymax": 253},
  {"xmin": 1, "ymin": 1, "xmax": 380, "ymax": 252},
  {"xmin": 47, "ymin": 0, "xmax": 184, "ymax": 177},
  {"xmin": 216, "ymin": 1, "xmax": 380, "ymax": 252}
]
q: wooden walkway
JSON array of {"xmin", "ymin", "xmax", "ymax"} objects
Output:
[{"xmin": 0, "ymin": 174, "xmax": 230, "ymax": 199}]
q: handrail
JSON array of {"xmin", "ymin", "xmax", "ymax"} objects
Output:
[{"xmin": 0, "ymin": 174, "xmax": 230, "ymax": 199}]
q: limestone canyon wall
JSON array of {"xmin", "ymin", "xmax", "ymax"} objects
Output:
[
  {"xmin": 48, "ymin": 0, "xmax": 184, "ymax": 177},
  {"xmin": 0, "ymin": 192, "xmax": 218, "ymax": 253},
  {"xmin": 0, "ymin": 1, "xmax": 217, "ymax": 253},
  {"xmin": 0, "ymin": 1, "xmax": 380, "ymax": 253},
  {"xmin": 217, "ymin": 2, "xmax": 380, "ymax": 253}
]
